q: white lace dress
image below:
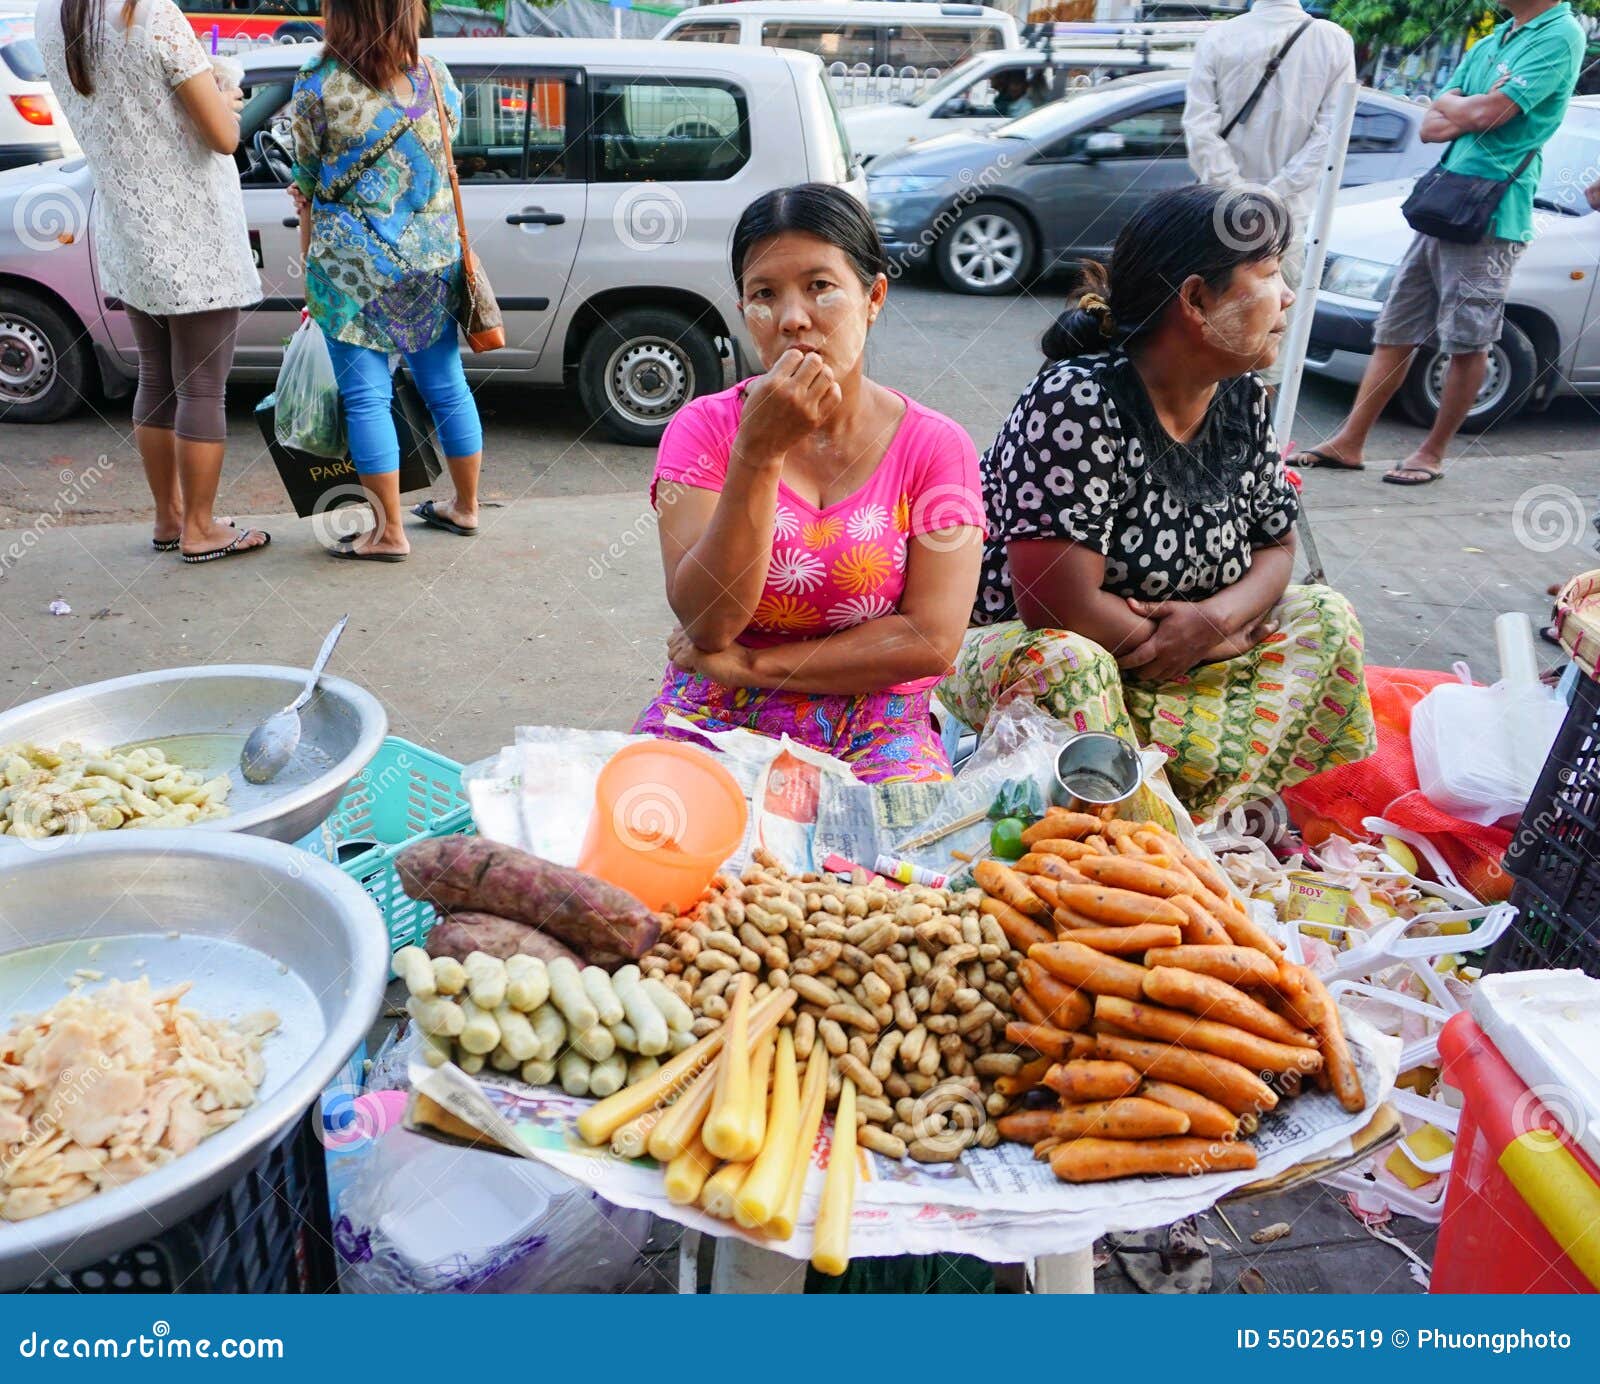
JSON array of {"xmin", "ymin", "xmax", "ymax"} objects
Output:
[{"xmin": 34, "ymin": 0, "xmax": 261, "ymax": 316}]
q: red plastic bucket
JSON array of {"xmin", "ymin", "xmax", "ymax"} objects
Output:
[{"xmin": 1432, "ymin": 1013, "xmax": 1599, "ymax": 1293}]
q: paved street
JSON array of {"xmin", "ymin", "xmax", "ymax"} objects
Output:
[{"xmin": 3, "ymin": 277, "xmax": 1598, "ymax": 762}]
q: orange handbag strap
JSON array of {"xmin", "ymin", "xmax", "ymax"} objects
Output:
[{"xmin": 429, "ymin": 60, "xmax": 473, "ymax": 269}]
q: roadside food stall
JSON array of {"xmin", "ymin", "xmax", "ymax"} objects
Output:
[{"xmin": 1, "ymin": 582, "xmax": 1597, "ymax": 1294}]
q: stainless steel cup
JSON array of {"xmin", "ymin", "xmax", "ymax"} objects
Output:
[{"xmin": 1053, "ymin": 731, "xmax": 1143, "ymax": 811}]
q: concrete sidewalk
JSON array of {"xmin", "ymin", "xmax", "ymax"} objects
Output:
[{"xmin": 1, "ymin": 448, "xmax": 1596, "ymax": 761}]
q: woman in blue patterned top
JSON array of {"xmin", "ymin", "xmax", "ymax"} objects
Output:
[{"xmin": 289, "ymin": 0, "xmax": 483, "ymax": 561}]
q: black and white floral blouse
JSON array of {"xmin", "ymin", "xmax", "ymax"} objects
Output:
[{"xmin": 972, "ymin": 348, "xmax": 1299, "ymax": 626}]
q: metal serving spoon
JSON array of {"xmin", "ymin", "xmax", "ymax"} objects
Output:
[{"xmin": 241, "ymin": 615, "xmax": 349, "ymax": 785}]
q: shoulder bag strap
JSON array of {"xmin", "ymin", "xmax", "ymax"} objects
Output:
[
  {"xmin": 1220, "ymin": 17, "xmax": 1315, "ymax": 141},
  {"xmin": 428, "ymin": 60, "xmax": 473, "ymax": 269}
]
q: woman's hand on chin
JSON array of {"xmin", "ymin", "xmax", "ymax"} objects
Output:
[{"xmin": 668, "ymin": 626, "xmax": 756, "ymax": 687}]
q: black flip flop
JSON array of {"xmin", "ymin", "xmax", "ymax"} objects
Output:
[
  {"xmin": 180, "ymin": 529, "xmax": 269, "ymax": 564},
  {"xmin": 412, "ymin": 499, "xmax": 477, "ymax": 537},
  {"xmin": 329, "ymin": 543, "xmax": 407, "ymax": 563},
  {"xmin": 156, "ymin": 518, "xmax": 235, "ymax": 552},
  {"xmin": 1291, "ymin": 447, "xmax": 1364, "ymax": 471},
  {"xmin": 1382, "ymin": 466, "xmax": 1443, "ymax": 486}
]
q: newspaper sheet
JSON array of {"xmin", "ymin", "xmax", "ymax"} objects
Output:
[{"xmin": 410, "ymin": 1011, "xmax": 1399, "ymax": 1263}]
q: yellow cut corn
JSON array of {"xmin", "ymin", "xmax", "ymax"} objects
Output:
[
  {"xmin": 734, "ymin": 1027, "xmax": 799, "ymax": 1229},
  {"xmin": 700, "ymin": 1158, "xmax": 753, "ymax": 1221},
  {"xmin": 703, "ymin": 975, "xmax": 755, "ymax": 1160},
  {"xmin": 739, "ymin": 1026, "xmax": 777, "ymax": 1161},
  {"xmin": 771, "ymin": 1053, "xmax": 830, "ymax": 1241},
  {"xmin": 664, "ymin": 1130, "xmax": 719, "ymax": 1206},
  {"xmin": 647, "ymin": 1058, "xmax": 721, "ymax": 1163},
  {"xmin": 576, "ymin": 1024, "xmax": 726, "ymax": 1146},
  {"xmin": 811, "ymin": 1076, "xmax": 858, "ymax": 1277},
  {"xmin": 647, "ymin": 988, "xmax": 797, "ymax": 1163}
]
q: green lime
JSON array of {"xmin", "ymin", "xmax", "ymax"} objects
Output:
[{"xmin": 990, "ymin": 817, "xmax": 1026, "ymax": 860}]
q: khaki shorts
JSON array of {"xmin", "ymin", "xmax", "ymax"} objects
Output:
[{"xmin": 1372, "ymin": 232, "xmax": 1524, "ymax": 357}]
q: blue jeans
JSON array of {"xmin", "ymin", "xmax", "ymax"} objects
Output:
[{"xmin": 324, "ymin": 331, "xmax": 483, "ymax": 477}]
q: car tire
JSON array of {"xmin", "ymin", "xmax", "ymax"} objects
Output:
[
  {"xmin": 0, "ymin": 290, "xmax": 90, "ymax": 425},
  {"xmin": 936, "ymin": 200, "xmax": 1036, "ymax": 296},
  {"xmin": 576, "ymin": 307, "xmax": 723, "ymax": 447},
  {"xmin": 1397, "ymin": 319, "xmax": 1538, "ymax": 433}
]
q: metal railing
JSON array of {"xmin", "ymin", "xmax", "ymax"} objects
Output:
[{"xmin": 827, "ymin": 63, "xmax": 947, "ymax": 108}]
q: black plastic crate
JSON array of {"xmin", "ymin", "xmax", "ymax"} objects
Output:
[
  {"xmin": 1492, "ymin": 670, "xmax": 1600, "ymax": 978},
  {"xmin": 24, "ymin": 1108, "xmax": 336, "ymax": 1294}
]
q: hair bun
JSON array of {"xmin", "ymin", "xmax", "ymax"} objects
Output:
[{"xmin": 1076, "ymin": 292, "xmax": 1116, "ymax": 339}]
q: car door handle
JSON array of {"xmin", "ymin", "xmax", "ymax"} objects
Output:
[
  {"xmin": 283, "ymin": 216, "xmax": 299, "ymax": 228},
  {"xmin": 506, "ymin": 209, "xmax": 565, "ymax": 226}
]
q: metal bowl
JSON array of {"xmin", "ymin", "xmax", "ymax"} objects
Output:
[
  {"xmin": 0, "ymin": 832, "xmax": 390, "ymax": 1289},
  {"xmin": 0, "ymin": 664, "xmax": 387, "ymax": 847}
]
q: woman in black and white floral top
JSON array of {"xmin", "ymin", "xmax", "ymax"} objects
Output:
[{"xmin": 942, "ymin": 185, "xmax": 1374, "ymax": 819}]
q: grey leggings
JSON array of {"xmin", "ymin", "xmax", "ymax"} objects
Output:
[{"xmin": 127, "ymin": 305, "xmax": 241, "ymax": 443}]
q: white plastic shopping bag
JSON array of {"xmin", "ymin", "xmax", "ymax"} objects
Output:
[{"xmin": 273, "ymin": 316, "xmax": 345, "ymax": 460}]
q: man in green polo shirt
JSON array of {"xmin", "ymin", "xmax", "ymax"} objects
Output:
[{"xmin": 1290, "ymin": 0, "xmax": 1584, "ymax": 486}]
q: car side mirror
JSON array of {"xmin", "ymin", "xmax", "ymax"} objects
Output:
[{"xmin": 1082, "ymin": 130, "xmax": 1126, "ymax": 159}]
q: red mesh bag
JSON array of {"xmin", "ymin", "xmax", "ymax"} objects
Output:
[{"xmin": 1282, "ymin": 666, "xmax": 1514, "ymax": 901}]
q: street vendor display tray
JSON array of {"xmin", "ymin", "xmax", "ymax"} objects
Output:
[
  {"xmin": 409, "ymin": 1010, "xmax": 1400, "ymax": 1264},
  {"xmin": 0, "ymin": 833, "xmax": 389, "ymax": 1290}
]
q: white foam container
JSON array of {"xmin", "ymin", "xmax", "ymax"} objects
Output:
[{"xmin": 1469, "ymin": 969, "xmax": 1600, "ymax": 1168}]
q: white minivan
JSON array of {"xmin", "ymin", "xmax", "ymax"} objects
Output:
[
  {"xmin": 843, "ymin": 43, "xmax": 1193, "ymax": 163},
  {"xmin": 659, "ymin": 2, "xmax": 1021, "ymax": 106},
  {"xmin": 0, "ymin": 38, "xmax": 861, "ymax": 443}
]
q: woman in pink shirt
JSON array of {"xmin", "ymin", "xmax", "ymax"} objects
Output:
[{"xmin": 634, "ymin": 184, "xmax": 985, "ymax": 782}]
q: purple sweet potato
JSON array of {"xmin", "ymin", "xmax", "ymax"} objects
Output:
[
  {"xmin": 424, "ymin": 912, "xmax": 584, "ymax": 968},
  {"xmin": 398, "ymin": 837, "xmax": 660, "ymax": 966}
]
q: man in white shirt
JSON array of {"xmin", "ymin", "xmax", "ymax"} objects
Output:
[{"xmin": 1184, "ymin": 0, "xmax": 1356, "ymax": 382}]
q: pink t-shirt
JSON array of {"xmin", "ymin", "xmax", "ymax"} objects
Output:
[{"xmin": 653, "ymin": 383, "xmax": 986, "ymax": 688}]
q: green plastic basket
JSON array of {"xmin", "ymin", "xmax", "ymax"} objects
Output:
[{"xmin": 296, "ymin": 736, "xmax": 476, "ymax": 951}]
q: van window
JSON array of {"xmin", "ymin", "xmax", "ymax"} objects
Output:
[
  {"xmin": 762, "ymin": 23, "xmax": 878, "ymax": 68},
  {"xmin": 590, "ymin": 76, "xmax": 750, "ymax": 182},
  {"xmin": 885, "ymin": 25, "xmax": 1002, "ymax": 72},
  {"xmin": 1347, "ymin": 106, "xmax": 1408, "ymax": 153},
  {"xmin": 669, "ymin": 22, "xmax": 740, "ymax": 44}
]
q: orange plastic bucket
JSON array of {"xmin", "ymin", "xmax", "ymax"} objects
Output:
[{"xmin": 577, "ymin": 741, "xmax": 747, "ymax": 912}]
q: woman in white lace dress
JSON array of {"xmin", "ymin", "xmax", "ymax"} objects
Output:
[{"xmin": 35, "ymin": 0, "xmax": 268, "ymax": 563}]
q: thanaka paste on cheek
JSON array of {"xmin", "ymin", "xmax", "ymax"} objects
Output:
[
  {"xmin": 815, "ymin": 289, "xmax": 848, "ymax": 309},
  {"xmin": 743, "ymin": 302, "xmax": 774, "ymax": 326}
]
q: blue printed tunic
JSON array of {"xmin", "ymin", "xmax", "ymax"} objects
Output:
[{"xmin": 290, "ymin": 55, "xmax": 463, "ymax": 353}]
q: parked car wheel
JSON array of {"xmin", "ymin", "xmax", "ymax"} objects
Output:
[
  {"xmin": 936, "ymin": 200, "xmax": 1036, "ymax": 295},
  {"xmin": 577, "ymin": 307, "xmax": 723, "ymax": 447},
  {"xmin": 1398, "ymin": 319, "xmax": 1538, "ymax": 433},
  {"xmin": 0, "ymin": 290, "xmax": 88, "ymax": 424}
]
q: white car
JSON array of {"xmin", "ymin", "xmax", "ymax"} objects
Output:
[
  {"xmin": 843, "ymin": 45, "xmax": 1191, "ymax": 164},
  {"xmin": 0, "ymin": 13, "xmax": 73, "ymax": 171},
  {"xmin": 1306, "ymin": 97, "xmax": 1600, "ymax": 430}
]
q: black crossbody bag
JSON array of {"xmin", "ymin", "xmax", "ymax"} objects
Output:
[
  {"xmin": 1402, "ymin": 30, "xmax": 1537, "ymax": 244},
  {"xmin": 1219, "ymin": 18, "xmax": 1315, "ymax": 140}
]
